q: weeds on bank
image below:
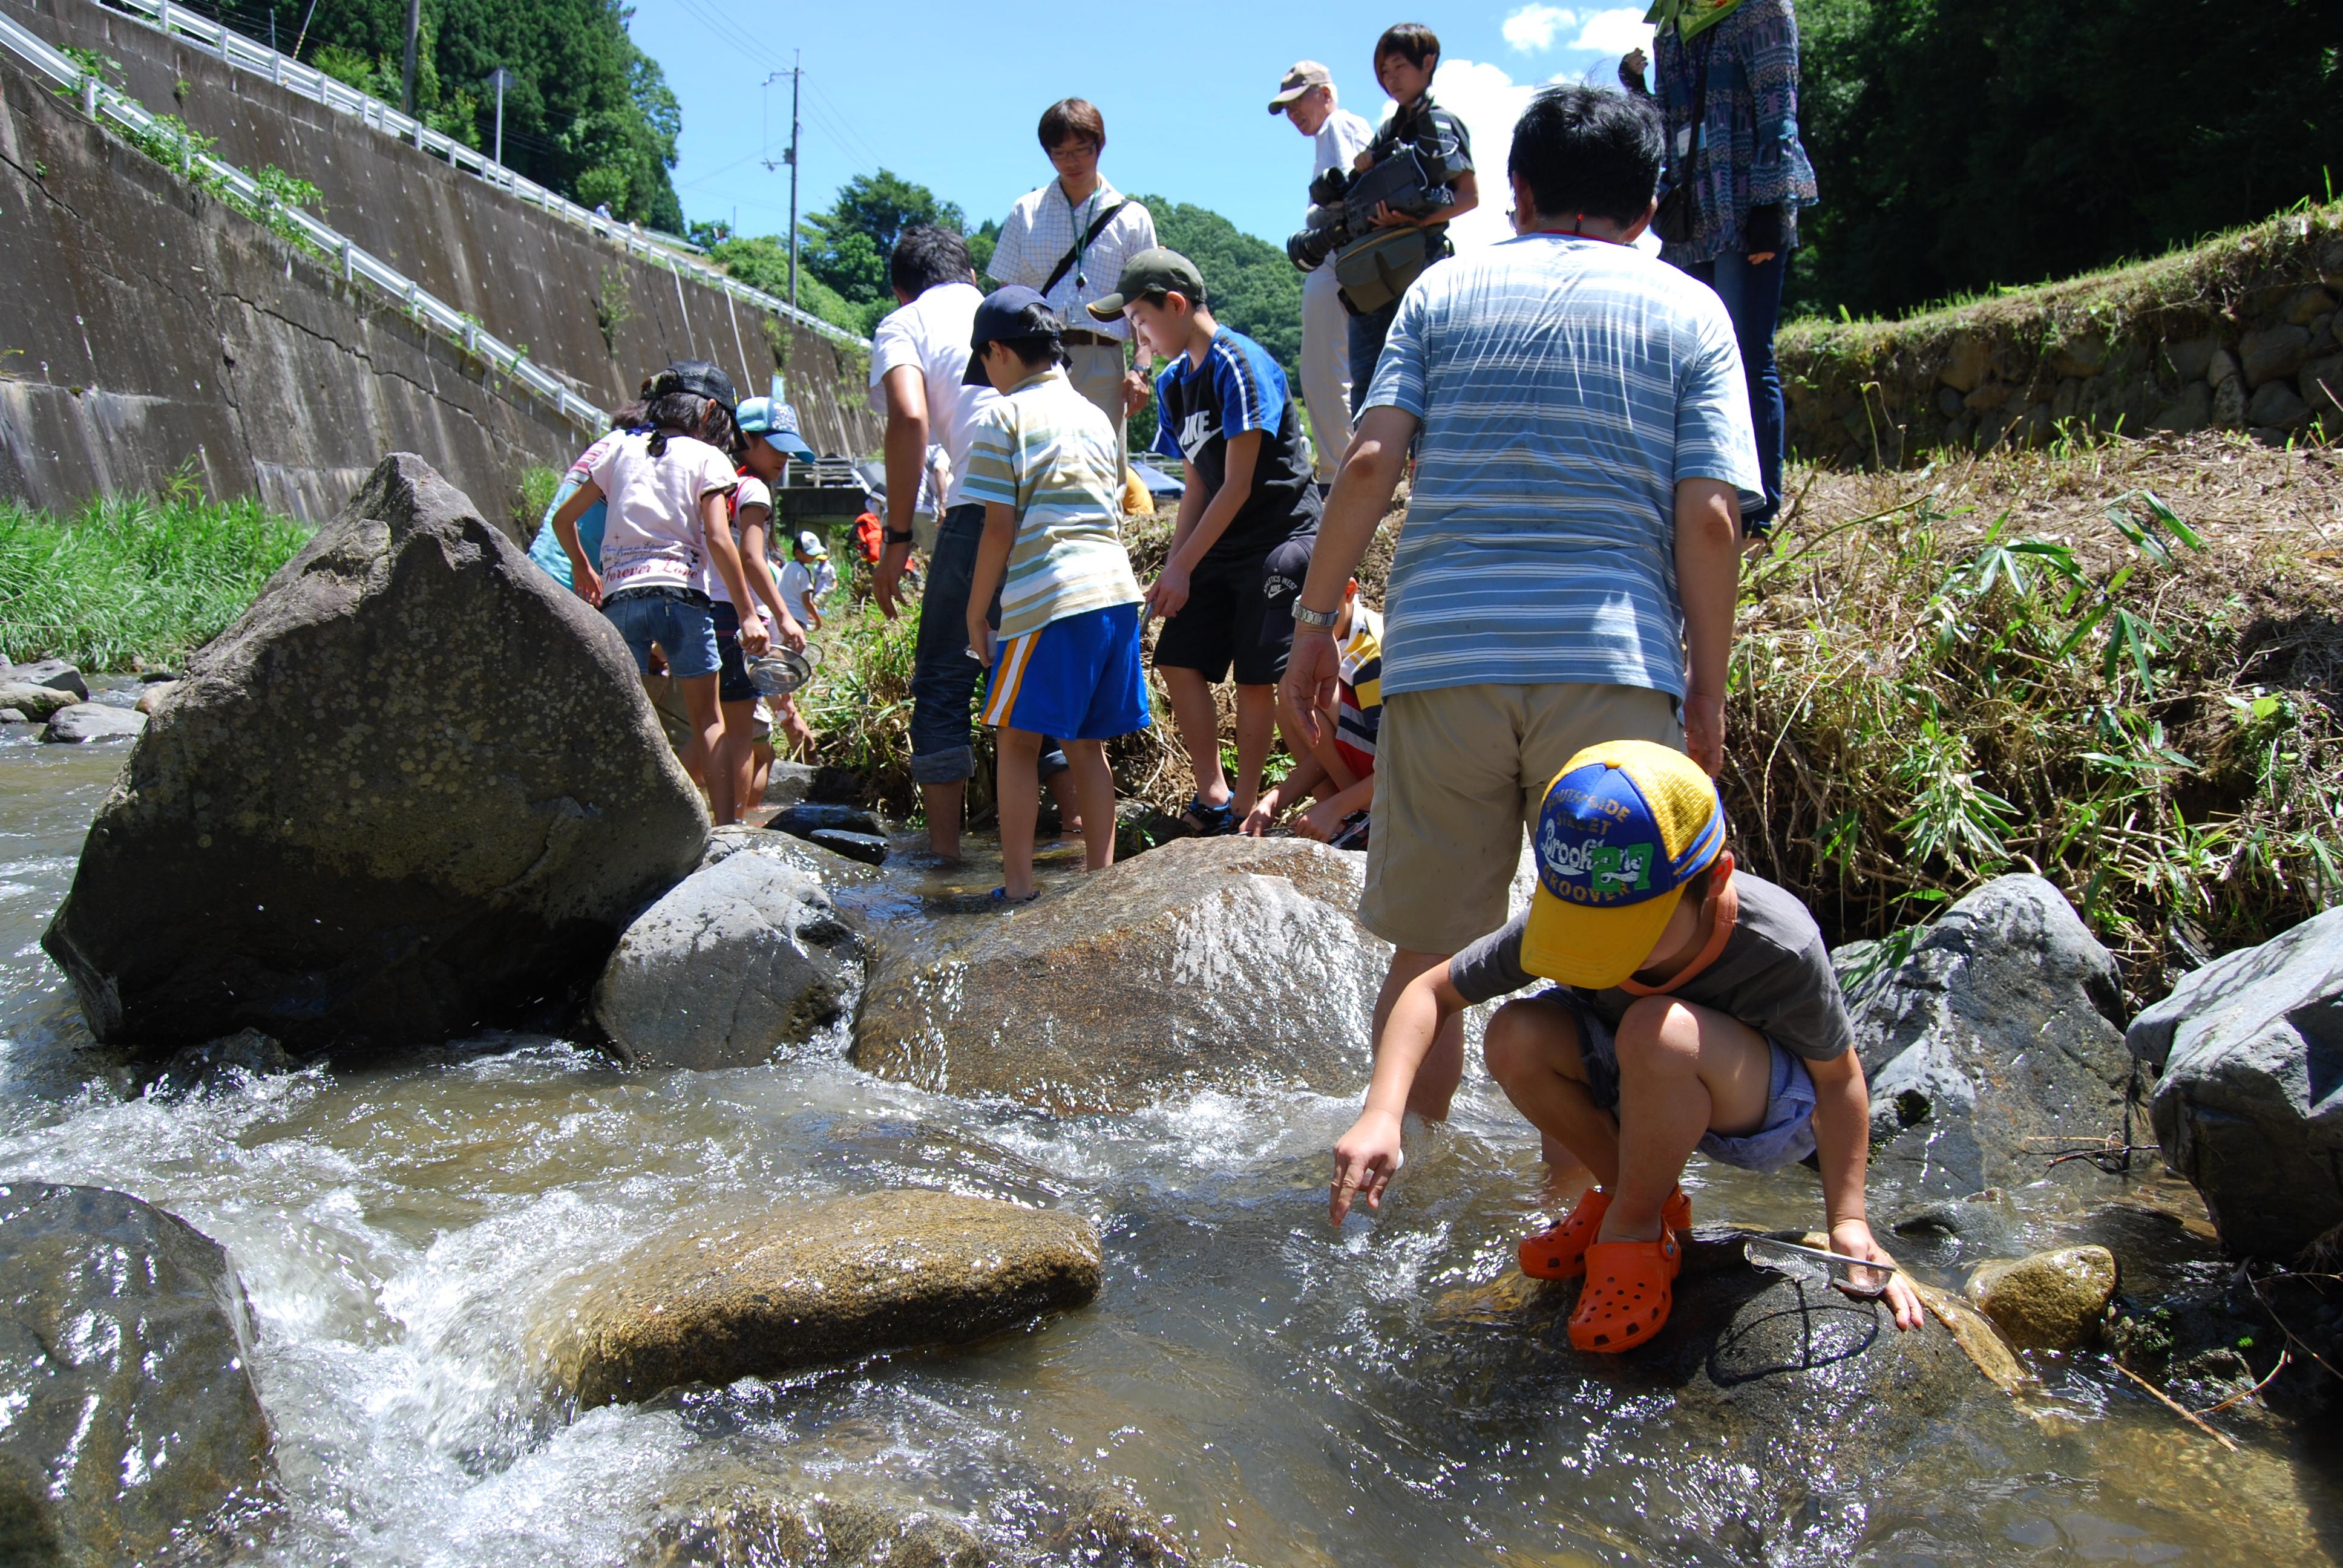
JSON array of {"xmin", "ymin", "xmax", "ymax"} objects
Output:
[
  {"xmin": 1732, "ymin": 433, "xmax": 2343, "ymax": 998},
  {"xmin": 0, "ymin": 475, "xmax": 310, "ymax": 670}
]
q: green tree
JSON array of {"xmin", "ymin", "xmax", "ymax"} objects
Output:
[
  {"xmin": 1792, "ymin": 0, "xmax": 2343, "ymax": 319},
  {"xmin": 801, "ymin": 171, "xmax": 969, "ymax": 312},
  {"xmin": 251, "ymin": 1, "xmax": 684, "ymax": 230},
  {"xmin": 706, "ymin": 234, "xmax": 865, "ymax": 336}
]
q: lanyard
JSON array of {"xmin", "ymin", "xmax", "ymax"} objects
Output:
[{"xmin": 1068, "ymin": 186, "xmax": 1101, "ymax": 293}]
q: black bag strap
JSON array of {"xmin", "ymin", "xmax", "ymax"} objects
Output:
[
  {"xmin": 1043, "ymin": 199, "xmax": 1132, "ymax": 297},
  {"xmin": 1676, "ymin": 38, "xmax": 1715, "ymax": 180}
]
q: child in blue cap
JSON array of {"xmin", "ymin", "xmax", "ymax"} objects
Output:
[{"xmin": 1329, "ymin": 739, "xmax": 1924, "ymax": 1353}]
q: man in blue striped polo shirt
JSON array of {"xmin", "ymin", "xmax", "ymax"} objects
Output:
[{"xmin": 1282, "ymin": 83, "xmax": 1760, "ymax": 1132}]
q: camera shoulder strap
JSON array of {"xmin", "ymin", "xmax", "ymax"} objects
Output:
[{"xmin": 1043, "ymin": 200, "xmax": 1132, "ymax": 297}]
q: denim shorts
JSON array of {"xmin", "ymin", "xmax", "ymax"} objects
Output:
[
  {"xmin": 709, "ymin": 600, "xmax": 759, "ymax": 704},
  {"xmin": 1545, "ymin": 987, "xmax": 1820, "ymax": 1172},
  {"xmin": 604, "ymin": 586, "xmax": 719, "ymax": 680}
]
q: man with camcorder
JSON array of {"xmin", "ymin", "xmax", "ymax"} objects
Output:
[
  {"xmin": 1286, "ymin": 24, "xmax": 1477, "ymax": 418},
  {"xmin": 1270, "ymin": 61, "xmax": 1375, "ymax": 485}
]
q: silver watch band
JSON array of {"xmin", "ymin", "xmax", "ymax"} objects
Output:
[{"xmin": 1292, "ymin": 601, "xmax": 1340, "ymax": 629}]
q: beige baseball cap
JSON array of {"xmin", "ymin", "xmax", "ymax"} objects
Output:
[{"xmin": 1267, "ymin": 60, "xmax": 1332, "ymax": 114}]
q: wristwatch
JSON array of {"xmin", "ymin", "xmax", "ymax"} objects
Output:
[
  {"xmin": 884, "ymin": 529, "xmax": 915, "ymax": 545},
  {"xmin": 1292, "ymin": 601, "xmax": 1339, "ymax": 630}
]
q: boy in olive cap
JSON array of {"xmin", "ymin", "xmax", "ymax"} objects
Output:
[
  {"xmin": 1091, "ymin": 247, "xmax": 1321, "ymax": 837},
  {"xmin": 1329, "ymin": 739, "xmax": 1924, "ymax": 1353}
]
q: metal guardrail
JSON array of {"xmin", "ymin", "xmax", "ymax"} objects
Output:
[
  {"xmin": 0, "ymin": 6, "xmax": 612, "ymax": 430},
  {"xmin": 94, "ymin": 0, "xmax": 867, "ymax": 351}
]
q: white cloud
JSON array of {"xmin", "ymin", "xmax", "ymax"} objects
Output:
[
  {"xmin": 1571, "ymin": 7, "xmax": 1656, "ymax": 56},
  {"xmin": 1502, "ymin": 5, "xmax": 1578, "ymax": 51},
  {"xmin": 1419, "ymin": 57, "xmax": 1549, "ymax": 254}
]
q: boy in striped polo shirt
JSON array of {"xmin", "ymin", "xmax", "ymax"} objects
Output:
[{"xmin": 962, "ymin": 287, "xmax": 1150, "ymax": 904}]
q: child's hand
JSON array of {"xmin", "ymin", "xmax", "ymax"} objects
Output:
[
  {"xmin": 1147, "ymin": 561, "xmax": 1192, "ymax": 618},
  {"xmin": 1830, "ymin": 1218, "xmax": 1925, "ymax": 1331},
  {"xmin": 739, "ymin": 615, "xmax": 772, "ymax": 658},
  {"xmin": 966, "ymin": 612, "xmax": 994, "ymax": 667},
  {"xmin": 572, "ymin": 565, "xmax": 603, "ymax": 608},
  {"xmin": 1294, "ymin": 801, "xmax": 1340, "ymax": 842},
  {"xmin": 1330, "ymin": 1110, "xmax": 1404, "ymax": 1224},
  {"xmin": 1237, "ymin": 795, "xmax": 1277, "ymax": 837},
  {"xmin": 773, "ymin": 613, "xmax": 807, "ymax": 653}
]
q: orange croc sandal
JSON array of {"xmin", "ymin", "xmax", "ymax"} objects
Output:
[
  {"xmin": 1518, "ymin": 1188, "xmax": 1693, "ymax": 1282},
  {"xmin": 1568, "ymin": 1232, "xmax": 1682, "ymax": 1353}
]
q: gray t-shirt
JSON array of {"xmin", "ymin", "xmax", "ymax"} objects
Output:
[{"xmin": 1448, "ymin": 872, "xmax": 1853, "ymax": 1063}]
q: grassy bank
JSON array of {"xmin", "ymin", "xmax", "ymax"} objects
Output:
[{"xmin": 0, "ymin": 482, "xmax": 312, "ymax": 671}]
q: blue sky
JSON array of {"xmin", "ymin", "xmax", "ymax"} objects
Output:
[{"xmin": 627, "ymin": 2, "xmax": 1653, "ymax": 253}]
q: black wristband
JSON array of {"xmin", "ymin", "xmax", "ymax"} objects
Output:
[{"xmin": 884, "ymin": 529, "xmax": 915, "ymax": 545}]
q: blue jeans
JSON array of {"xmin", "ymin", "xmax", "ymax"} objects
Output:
[
  {"xmin": 1686, "ymin": 250, "xmax": 1786, "ymax": 534},
  {"xmin": 1346, "ymin": 297, "xmax": 1401, "ymax": 420},
  {"xmin": 909, "ymin": 505, "xmax": 1066, "ymax": 786},
  {"xmin": 603, "ymin": 586, "xmax": 719, "ymax": 679}
]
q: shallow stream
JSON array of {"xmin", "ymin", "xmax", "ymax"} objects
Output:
[{"xmin": 1, "ymin": 724, "xmax": 2337, "ymax": 1564}]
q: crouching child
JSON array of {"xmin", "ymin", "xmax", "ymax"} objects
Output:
[
  {"xmin": 1329, "ymin": 740, "xmax": 1924, "ymax": 1352},
  {"xmin": 961, "ymin": 286, "xmax": 1150, "ymax": 903}
]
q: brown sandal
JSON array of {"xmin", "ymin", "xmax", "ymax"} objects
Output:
[{"xmin": 1568, "ymin": 1232, "xmax": 1681, "ymax": 1353}]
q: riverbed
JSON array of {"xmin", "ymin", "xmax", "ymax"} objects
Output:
[{"xmin": 1, "ymin": 727, "xmax": 2336, "ymax": 1564}]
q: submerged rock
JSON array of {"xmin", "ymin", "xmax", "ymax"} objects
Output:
[
  {"xmin": 2128, "ymin": 903, "xmax": 2343, "ymax": 1259},
  {"xmin": 39, "ymin": 703, "xmax": 146, "ymax": 743},
  {"xmin": 853, "ymin": 837, "xmax": 1387, "ymax": 1112},
  {"xmin": 0, "ymin": 1183, "xmax": 274, "ymax": 1565},
  {"xmin": 1965, "ymin": 1245, "xmax": 2119, "ymax": 1350},
  {"xmin": 145, "ymin": 1027, "xmax": 299, "ymax": 1097},
  {"xmin": 1842, "ymin": 875, "xmax": 2132, "ymax": 1199},
  {"xmin": 768, "ymin": 802, "xmax": 885, "ymax": 840},
  {"xmin": 548, "ymin": 1191, "xmax": 1100, "ymax": 1408},
  {"xmin": 808, "ymin": 828, "xmax": 887, "ymax": 865},
  {"xmin": 41, "ymin": 454, "xmax": 707, "ymax": 1056},
  {"xmin": 644, "ymin": 1483, "xmax": 990, "ymax": 1568},
  {"xmin": 591, "ymin": 852, "xmax": 861, "ymax": 1069}
]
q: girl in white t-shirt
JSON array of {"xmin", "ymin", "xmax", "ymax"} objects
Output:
[{"xmin": 550, "ymin": 370, "xmax": 796, "ymax": 825}]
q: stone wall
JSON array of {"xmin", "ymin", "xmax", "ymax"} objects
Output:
[
  {"xmin": 0, "ymin": 0, "xmax": 877, "ymax": 521},
  {"xmin": 1777, "ymin": 205, "xmax": 2343, "ymax": 469}
]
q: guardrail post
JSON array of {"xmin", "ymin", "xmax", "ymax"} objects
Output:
[
  {"xmin": 80, "ymin": 75, "xmax": 97, "ymax": 118},
  {"xmin": 340, "ymin": 238, "xmax": 352, "ymax": 281}
]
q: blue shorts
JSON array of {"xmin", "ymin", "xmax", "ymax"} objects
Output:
[
  {"xmin": 604, "ymin": 586, "xmax": 719, "ymax": 681},
  {"xmin": 981, "ymin": 603, "xmax": 1150, "ymax": 741},
  {"xmin": 1544, "ymin": 987, "xmax": 1820, "ymax": 1172}
]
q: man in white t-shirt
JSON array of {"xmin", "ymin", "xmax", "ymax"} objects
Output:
[
  {"xmin": 1271, "ymin": 60, "xmax": 1375, "ymax": 483},
  {"xmin": 868, "ymin": 225, "xmax": 1004, "ymax": 856}
]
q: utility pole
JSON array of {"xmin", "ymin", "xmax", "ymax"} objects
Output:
[
  {"xmin": 762, "ymin": 59, "xmax": 802, "ymax": 309},
  {"xmin": 486, "ymin": 67, "xmax": 514, "ymax": 166},
  {"xmin": 400, "ymin": 0, "xmax": 421, "ymax": 116}
]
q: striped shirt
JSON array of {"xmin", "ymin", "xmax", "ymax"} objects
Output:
[
  {"xmin": 1362, "ymin": 234, "xmax": 1761, "ymax": 699},
  {"xmin": 989, "ymin": 177, "xmax": 1158, "ymax": 343},
  {"xmin": 1335, "ymin": 606, "xmax": 1384, "ymax": 779},
  {"xmin": 962, "ymin": 367, "xmax": 1145, "ymax": 640}
]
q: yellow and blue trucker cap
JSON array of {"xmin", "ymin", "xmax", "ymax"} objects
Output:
[{"xmin": 1519, "ymin": 740, "xmax": 1726, "ymax": 989}]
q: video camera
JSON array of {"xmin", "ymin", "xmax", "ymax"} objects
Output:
[{"xmin": 1285, "ymin": 146, "xmax": 1463, "ymax": 272}]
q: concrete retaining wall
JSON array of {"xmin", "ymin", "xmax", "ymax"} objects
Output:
[
  {"xmin": 1778, "ymin": 205, "xmax": 2343, "ymax": 468},
  {"xmin": 0, "ymin": 0, "xmax": 877, "ymax": 521}
]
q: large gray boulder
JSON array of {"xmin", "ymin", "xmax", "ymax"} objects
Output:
[
  {"xmin": 851, "ymin": 837, "xmax": 1388, "ymax": 1113},
  {"xmin": 542, "ymin": 1191, "xmax": 1101, "ymax": 1409},
  {"xmin": 0, "ymin": 1183, "xmax": 274, "ymax": 1566},
  {"xmin": 39, "ymin": 703, "xmax": 146, "ymax": 743},
  {"xmin": 1843, "ymin": 875, "xmax": 2132, "ymax": 1199},
  {"xmin": 2129, "ymin": 904, "xmax": 2343, "ymax": 1258},
  {"xmin": 592, "ymin": 852, "xmax": 862, "ymax": 1069},
  {"xmin": 41, "ymin": 455, "xmax": 707, "ymax": 1056}
]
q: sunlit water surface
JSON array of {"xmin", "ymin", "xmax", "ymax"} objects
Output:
[{"xmin": 0, "ymin": 719, "xmax": 2335, "ymax": 1565}]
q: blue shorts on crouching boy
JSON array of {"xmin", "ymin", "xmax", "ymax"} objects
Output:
[
  {"xmin": 1544, "ymin": 987, "xmax": 1819, "ymax": 1171},
  {"xmin": 981, "ymin": 602, "xmax": 1150, "ymax": 740}
]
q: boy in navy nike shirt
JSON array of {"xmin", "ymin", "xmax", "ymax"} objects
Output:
[{"xmin": 1090, "ymin": 247, "xmax": 1320, "ymax": 837}]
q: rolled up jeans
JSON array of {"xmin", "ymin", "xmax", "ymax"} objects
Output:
[{"xmin": 909, "ymin": 503, "xmax": 1067, "ymax": 786}]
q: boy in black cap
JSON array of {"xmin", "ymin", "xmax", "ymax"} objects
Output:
[{"xmin": 1090, "ymin": 248, "xmax": 1321, "ymax": 837}]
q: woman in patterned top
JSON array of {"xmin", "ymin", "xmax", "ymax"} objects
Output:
[{"xmin": 1625, "ymin": 0, "xmax": 1817, "ymax": 537}]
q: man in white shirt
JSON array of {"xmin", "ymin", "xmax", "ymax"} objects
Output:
[
  {"xmin": 868, "ymin": 226, "xmax": 1001, "ymax": 855},
  {"xmin": 988, "ymin": 98, "xmax": 1159, "ymax": 469},
  {"xmin": 1270, "ymin": 61, "xmax": 1375, "ymax": 483}
]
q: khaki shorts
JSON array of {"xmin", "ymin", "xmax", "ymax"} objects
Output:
[{"xmin": 1359, "ymin": 682, "xmax": 1684, "ymax": 954}]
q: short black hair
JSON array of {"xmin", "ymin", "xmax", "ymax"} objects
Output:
[
  {"xmin": 1039, "ymin": 98, "xmax": 1106, "ymax": 153},
  {"xmin": 992, "ymin": 331, "xmax": 1064, "ymax": 371},
  {"xmin": 1510, "ymin": 84, "xmax": 1662, "ymax": 228},
  {"xmin": 1375, "ymin": 22, "xmax": 1440, "ymax": 68},
  {"xmin": 890, "ymin": 226, "xmax": 972, "ymax": 298}
]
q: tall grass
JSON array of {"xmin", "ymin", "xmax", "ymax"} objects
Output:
[{"xmin": 0, "ymin": 480, "xmax": 312, "ymax": 671}]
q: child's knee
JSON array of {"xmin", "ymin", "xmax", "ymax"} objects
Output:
[
  {"xmin": 1482, "ymin": 1000, "xmax": 1576, "ymax": 1086},
  {"xmin": 1613, "ymin": 996, "xmax": 1700, "ymax": 1071}
]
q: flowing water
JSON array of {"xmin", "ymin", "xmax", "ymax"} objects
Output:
[{"xmin": 1, "ymin": 720, "xmax": 2338, "ymax": 1564}]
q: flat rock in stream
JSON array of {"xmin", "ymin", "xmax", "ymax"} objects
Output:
[
  {"xmin": 853, "ymin": 837, "xmax": 1387, "ymax": 1112},
  {"xmin": 41, "ymin": 454, "xmax": 707, "ymax": 1056},
  {"xmin": 0, "ymin": 682, "xmax": 76, "ymax": 722},
  {"xmin": 1840, "ymin": 875, "xmax": 2132, "ymax": 1199},
  {"xmin": 547, "ymin": 1191, "xmax": 1100, "ymax": 1408},
  {"xmin": 591, "ymin": 852, "xmax": 862, "ymax": 1069},
  {"xmin": 8, "ymin": 660, "xmax": 88, "ymax": 701},
  {"xmin": 0, "ymin": 1183, "xmax": 274, "ymax": 1566},
  {"xmin": 39, "ymin": 703, "xmax": 146, "ymax": 743}
]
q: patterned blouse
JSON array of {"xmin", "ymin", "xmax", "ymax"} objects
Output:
[{"xmin": 1653, "ymin": 0, "xmax": 1818, "ymax": 266}]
